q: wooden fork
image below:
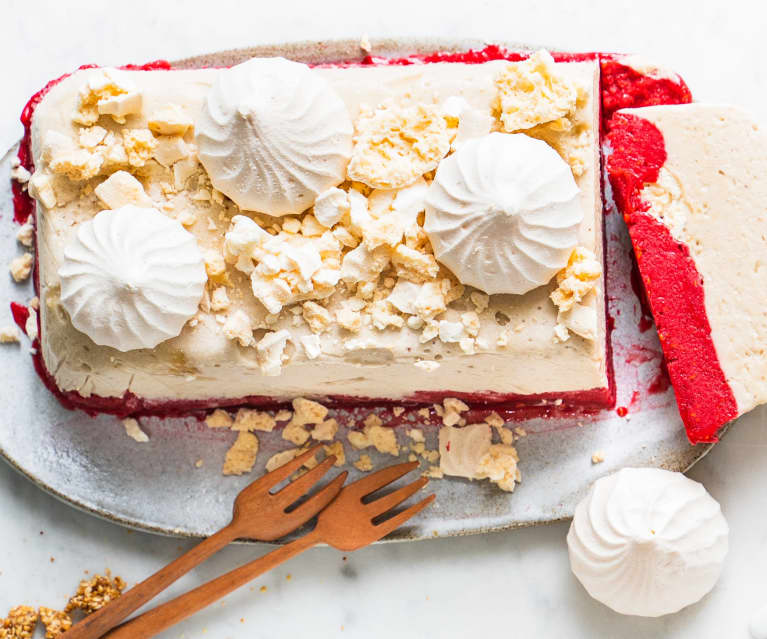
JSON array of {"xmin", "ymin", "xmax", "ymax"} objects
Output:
[
  {"xmin": 61, "ymin": 445, "xmax": 344, "ymax": 639},
  {"xmin": 102, "ymin": 461, "xmax": 434, "ymax": 639}
]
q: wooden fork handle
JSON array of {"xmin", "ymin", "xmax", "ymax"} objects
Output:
[
  {"xmin": 102, "ymin": 530, "xmax": 321, "ymax": 639},
  {"xmin": 61, "ymin": 523, "xmax": 240, "ymax": 639}
]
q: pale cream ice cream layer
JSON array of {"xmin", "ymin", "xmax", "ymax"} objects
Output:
[
  {"xmin": 30, "ymin": 60, "xmax": 607, "ymax": 402},
  {"xmin": 622, "ymin": 103, "xmax": 767, "ymax": 416}
]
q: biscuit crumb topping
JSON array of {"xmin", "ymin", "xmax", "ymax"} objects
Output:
[{"xmin": 66, "ymin": 573, "xmax": 127, "ymax": 615}]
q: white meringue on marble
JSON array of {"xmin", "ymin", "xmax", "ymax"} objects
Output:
[
  {"xmin": 424, "ymin": 132, "xmax": 582, "ymax": 295},
  {"xmin": 196, "ymin": 57, "xmax": 353, "ymax": 216},
  {"xmin": 59, "ymin": 205, "xmax": 207, "ymax": 352},
  {"xmin": 567, "ymin": 467, "xmax": 729, "ymax": 617}
]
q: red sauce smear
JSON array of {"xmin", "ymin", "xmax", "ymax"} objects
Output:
[
  {"xmin": 606, "ymin": 112, "xmax": 737, "ymax": 444},
  {"xmin": 11, "ymin": 45, "xmax": 690, "ymax": 421}
]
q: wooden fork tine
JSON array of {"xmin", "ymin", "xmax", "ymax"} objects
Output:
[
  {"xmin": 275, "ymin": 455, "xmax": 337, "ymax": 503},
  {"xmin": 347, "ymin": 460, "xmax": 419, "ymax": 497},
  {"xmin": 372, "ymin": 494, "xmax": 436, "ymax": 538},
  {"xmin": 285, "ymin": 471, "xmax": 348, "ymax": 522},
  {"xmin": 366, "ymin": 477, "xmax": 429, "ymax": 518},
  {"xmin": 258, "ymin": 444, "xmax": 324, "ymax": 490}
]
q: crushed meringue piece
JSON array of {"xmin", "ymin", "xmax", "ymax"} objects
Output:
[
  {"xmin": 205, "ymin": 409, "xmax": 233, "ymax": 429},
  {"xmin": 9, "ymin": 253, "xmax": 33, "ymax": 282},
  {"xmin": 122, "ymin": 418, "xmax": 149, "ymax": 442},
  {"xmin": 147, "ymin": 104, "xmax": 193, "ymax": 136},
  {"xmin": 94, "ymin": 171, "xmax": 153, "ymax": 209},
  {"xmin": 311, "ymin": 418, "xmax": 338, "ymax": 441},
  {"xmin": 223, "ymin": 431, "xmax": 259, "ymax": 475},
  {"xmin": 347, "ymin": 101, "xmax": 452, "ymax": 189},
  {"xmin": 353, "ymin": 454, "xmax": 374, "ymax": 472},
  {"xmin": 550, "ymin": 246, "xmax": 602, "ymax": 313},
  {"xmin": 495, "ymin": 49, "xmax": 577, "ymax": 132},
  {"xmin": 232, "ymin": 408, "xmax": 276, "ymax": 432}
]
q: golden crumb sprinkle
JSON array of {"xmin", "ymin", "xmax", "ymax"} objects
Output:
[
  {"xmin": 205, "ymin": 409, "xmax": 233, "ymax": 429},
  {"xmin": 38, "ymin": 608, "xmax": 71, "ymax": 639},
  {"xmin": 65, "ymin": 574, "xmax": 126, "ymax": 615},
  {"xmin": 222, "ymin": 432, "xmax": 259, "ymax": 476},
  {"xmin": 323, "ymin": 441, "xmax": 346, "ymax": 467},
  {"xmin": 353, "ymin": 454, "xmax": 374, "ymax": 472},
  {"xmin": 1, "ymin": 606, "xmax": 38, "ymax": 639}
]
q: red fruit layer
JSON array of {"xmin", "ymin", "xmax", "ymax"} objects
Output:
[
  {"xmin": 606, "ymin": 112, "xmax": 736, "ymax": 443},
  {"xmin": 10, "ymin": 44, "xmax": 683, "ymax": 420}
]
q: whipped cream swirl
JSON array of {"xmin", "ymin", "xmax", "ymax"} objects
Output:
[
  {"xmin": 59, "ymin": 205, "xmax": 207, "ymax": 351},
  {"xmin": 424, "ymin": 132, "xmax": 582, "ymax": 295},
  {"xmin": 196, "ymin": 57, "xmax": 353, "ymax": 216},
  {"xmin": 567, "ymin": 468, "xmax": 729, "ymax": 617}
]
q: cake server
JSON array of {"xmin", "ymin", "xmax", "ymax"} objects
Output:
[
  {"xmin": 61, "ymin": 445, "xmax": 345, "ymax": 639},
  {"xmin": 102, "ymin": 461, "xmax": 434, "ymax": 639}
]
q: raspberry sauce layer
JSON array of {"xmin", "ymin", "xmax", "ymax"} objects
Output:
[
  {"xmin": 606, "ymin": 112, "xmax": 737, "ymax": 443},
  {"xmin": 11, "ymin": 46, "xmax": 633, "ymax": 420}
]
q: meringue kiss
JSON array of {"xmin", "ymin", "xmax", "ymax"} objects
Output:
[
  {"xmin": 59, "ymin": 206, "xmax": 207, "ymax": 351},
  {"xmin": 424, "ymin": 132, "xmax": 582, "ymax": 295},
  {"xmin": 567, "ymin": 468, "xmax": 728, "ymax": 617},
  {"xmin": 196, "ymin": 57, "xmax": 353, "ymax": 216}
]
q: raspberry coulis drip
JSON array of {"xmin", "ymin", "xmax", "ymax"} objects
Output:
[
  {"xmin": 606, "ymin": 112, "xmax": 737, "ymax": 443},
  {"xmin": 11, "ymin": 45, "xmax": 693, "ymax": 421}
]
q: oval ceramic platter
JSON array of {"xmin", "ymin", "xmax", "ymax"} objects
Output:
[{"xmin": 0, "ymin": 38, "xmax": 723, "ymax": 543}]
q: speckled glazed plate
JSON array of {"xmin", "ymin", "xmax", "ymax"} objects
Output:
[{"xmin": 0, "ymin": 38, "xmax": 723, "ymax": 542}]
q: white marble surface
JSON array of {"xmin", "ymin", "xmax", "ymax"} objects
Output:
[{"xmin": 2, "ymin": 0, "xmax": 767, "ymax": 636}]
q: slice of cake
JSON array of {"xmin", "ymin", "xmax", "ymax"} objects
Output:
[
  {"xmin": 606, "ymin": 103, "xmax": 767, "ymax": 443},
  {"xmin": 20, "ymin": 50, "xmax": 611, "ymax": 417}
]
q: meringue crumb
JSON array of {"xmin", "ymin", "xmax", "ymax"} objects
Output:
[
  {"xmin": 495, "ymin": 49, "xmax": 577, "ymax": 132},
  {"xmin": 9, "ymin": 253, "xmax": 33, "ymax": 282},
  {"xmin": 222, "ymin": 432, "xmax": 259, "ymax": 475},
  {"xmin": 353, "ymin": 454, "xmax": 374, "ymax": 472},
  {"xmin": 274, "ymin": 409, "xmax": 293, "ymax": 422},
  {"xmin": 347, "ymin": 101, "xmax": 452, "ymax": 189},
  {"xmin": 291, "ymin": 397, "xmax": 328, "ymax": 425},
  {"xmin": 323, "ymin": 440, "xmax": 346, "ymax": 467},
  {"xmin": 122, "ymin": 418, "xmax": 149, "ymax": 443},
  {"xmin": 417, "ymin": 408, "xmax": 430, "ymax": 419},
  {"xmin": 94, "ymin": 171, "xmax": 152, "ymax": 209},
  {"xmin": 0, "ymin": 326, "xmax": 20, "ymax": 343},
  {"xmin": 147, "ymin": 104, "xmax": 193, "ymax": 136},
  {"xmin": 16, "ymin": 223, "xmax": 34, "ymax": 248},
  {"xmin": 347, "ymin": 430, "xmax": 371, "ymax": 450},
  {"xmin": 365, "ymin": 424, "xmax": 399, "ymax": 456},
  {"xmin": 406, "ymin": 428, "xmax": 425, "ymax": 443},
  {"xmin": 232, "ymin": 408, "xmax": 275, "ymax": 432},
  {"xmin": 282, "ymin": 421, "xmax": 311, "ymax": 446},
  {"xmin": 484, "ymin": 411, "xmax": 504, "ymax": 429},
  {"xmin": 591, "ymin": 451, "xmax": 605, "ymax": 464},
  {"xmin": 311, "ymin": 418, "xmax": 339, "ymax": 442},
  {"xmin": 499, "ymin": 427, "xmax": 515, "ymax": 446},
  {"xmin": 265, "ymin": 448, "xmax": 301, "ymax": 472},
  {"xmin": 205, "ymin": 409, "xmax": 233, "ymax": 429},
  {"xmin": 66, "ymin": 573, "xmax": 127, "ymax": 614},
  {"xmin": 392, "ymin": 406, "xmax": 405, "ymax": 417},
  {"xmin": 514, "ymin": 427, "xmax": 527, "ymax": 437},
  {"xmin": 360, "ymin": 34, "xmax": 372, "ymax": 54},
  {"xmin": 550, "ymin": 246, "xmax": 602, "ymax": 313},
  {"xmin": 423, "ymin": 466, "xmax": 444, "ymax": 479},
  {"xmin": 39, "ymin": 607, "xmax": 72, "ymax": 638}
]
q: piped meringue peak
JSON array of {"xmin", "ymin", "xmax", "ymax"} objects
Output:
[
  {"xmin": 567, "ymin": 468, "xmax": 729, "ymax": 617},
  {"xmin": 424, "ymin": 132, "xmax": 582, "ymax": 295},
  {"xmin": 196, "ymin": 57, "xmax": 353, "ymax": 216},
  {"xmin": 59, "ymin": 205, "xmax": 207, "ymax": 352}
]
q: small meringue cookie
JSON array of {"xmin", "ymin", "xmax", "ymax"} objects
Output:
[
  {"xmin": 567, "ymin": 468, "xmax": 729, "ymax": 617},
  {"xmin": 196, "ymin": 57, "xmax": 353, "ymax": 216},
  {"xmin": 59, "ymin": 205, "xmax": 207, "ymax": 351},
  {"xmin": 424, "ymin": 132, "xmax": 582, "ymax": 295}
]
